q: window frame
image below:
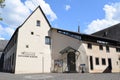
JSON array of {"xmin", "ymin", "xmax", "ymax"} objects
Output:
[
  {"xmin": 36, "ymin": 20, "xmax": 40, "ymax": 26},
  {"xmin": 102, "ymin": 58, "xmax": 106, "ymax": 65},
  {"xmin": 116, "ymin": 48, "xmax": 120, "ymax": 52},
  {"xmin": 103, "ymin": 31, "xmax": 107, "ymax": 37},
  {"xmin": 31, "ymin": 32, "xmax": 34, "ymax": 35},
  {"xmin": 45, "ymin": 36, "xmax": 51, "ymax": 45},
  {"xmin": 106, "ymin": 46, "xmax": 110, "ymax": 52},
  {"xmin": 88, "ymin": 43, "xmax": 92, "ymax": 49},
  {"xmin": 95, "ymin": 58, "xmax": 99, "ymax": 65},
  {"xmin": 99, "ymin": 45, "xmax": 103, "ymax": 50},
  {"xmin": 26, "ymin": 45, "xmax": 29, "ymax": 48}
]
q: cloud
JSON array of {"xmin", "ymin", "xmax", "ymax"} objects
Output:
[
  {"xmin": 24, "ymin": 0, "xmax": 36, "ymax": 11},
  {"xmin": 5, "ymin": 27, "xmax": 15, "ymax": 36},
  {"xmin": 1, "ymin": 0, "xmax": 30, "ymax": 27},
  {"xmin": 25, "ymin": 0, "xmax": 57, "ymax": 21},
  {"xmin": 0, "ymin": 0, "xmax": 57, "ymax": 39},
  {"xmin": 0, "ymin": 38, "xmax": 5, "ymax": 40},
  {"xmin": 1, "ymin": 0, "xmax": 57, "ymax": 27},
  {"xmin": 0, "ymin": 24, "xmax": 14, "ymax": 40},
  {"xmin": 65, "ymin": 5, "xmax": 71, "ymax": 11},
  {"xmin": 84, "ymin": 2, "xmax": 120, "ymax": 34}
]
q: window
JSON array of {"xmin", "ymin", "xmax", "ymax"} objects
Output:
[
  {"xmin": 88, "ymin": 43, "xmax": 92, "ymax": 49},
  {"xmin": 116, "ymin": 61, "xmax": 118, "ymax": 65},
  {"xmin": 106, "ymin": 46, "xmax": 110, "ymax": 52},
  {"xmin": 119, "ymin": 57, "xmax": 120, "ymax": 60},
  {"xmin": 26, "ymin": 45, "xmax": 29, "ymax": 48},
  {"xmin": 45, "ymin": 36, "xmax": 51, "ymax": 45},
  {"xmin": 57, "ymin": 30, "xmax": 81, "ymax": 40},
  {"xmin": 103, "ymin": 31, "xmax": 107, "ymax": 37},
  {"xmin": 36, "ymin": 20, "xmax": 40, "ymax": 26},
  {"xmin": 99, "ymin": 45, "xmax": 103, "ymax": 50},
  {"xmin": 102, "ymin": 58, "xmax": 106, "ymax": 65},
  {"xmin": 95, "ymin": 58, "xmax": 99, "ymax": 65},
  {"xmin": 116, "ymin": 48, "xmax": 120, "ymax": 52},
  {"xmin": 31, "ymin": 32, "xmax": 34, "ymax": 35}
]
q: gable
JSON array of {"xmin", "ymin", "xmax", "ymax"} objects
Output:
[{"xmin": 19, "ymin": 6, "xmax": 52, "ymax": 30}]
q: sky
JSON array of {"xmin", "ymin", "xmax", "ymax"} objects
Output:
[{"xmin": 0, "ymin": 0, "xmax": 120, "ymax": 40}]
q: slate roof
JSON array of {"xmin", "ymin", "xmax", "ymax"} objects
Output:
[
  {"xmin": 0, "ymin": 40, "xmax": 9, "ymax": 57},
  {"xmin": 92, "ymin": 23, "xmax": 120, "ymax": 42},
  {"xmin": 52, "ymin": 28, "xmax": 120, "ymax": 46}
]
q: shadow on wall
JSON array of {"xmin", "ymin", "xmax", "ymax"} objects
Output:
[
  {"xmin": 103, "ymin": 66, "xmax": 112, "ymax": 73},
  {"xmin": 0, "ymin": 53, "xmax": 4, "ymax": 72}
]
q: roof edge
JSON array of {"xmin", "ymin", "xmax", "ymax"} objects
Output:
[
  {"xmin": 92, "ymin": 23, "xmax": 120, "ymax": 35},
  {"xmin": 51, "ymin": 27, "xmax": 120, "ymax": 42},
  {"xmin": 19, "ymin": 5, "xmax": 52, "ymax": 29}
]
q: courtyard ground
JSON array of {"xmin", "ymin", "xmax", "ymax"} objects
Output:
[{"xmin": 0, "ymin": 72, "xmax": 120, "ymax": 80}]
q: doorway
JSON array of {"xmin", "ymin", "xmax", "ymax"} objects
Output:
[
  {"xmin": 67, "ymin": 52, "xmax": 76, "ymax": 72},
  {"xmin": 90, "ymin": 56, "xmax": 93, "ymax": 70},
  {"xmin": 103, "ymin": 58, "xmax": 112, "ymax": 73},
  {"xmin": 108, "ymin": 58, "xmax": 112, "ymax": 71}
]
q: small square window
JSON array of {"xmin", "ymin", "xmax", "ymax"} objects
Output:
[
  {"xmin": 31, "ymin": 32, "xmax": 34, "ymax": 35},
  {"xmin": 116, "ymin": 61, "xmax": 118, "ymax": 65},
  {"xmin": 103, "ymin": 31, "xmax": 107, "ymax": 37},
  {"xmin": 26, "ymin": 45, "xmax": 29, "ymax": 48},
  {"xmin": 102, "ymin": 58, "xmax": 106, "ymax": 65},
  {"xmin": 116, "ymin": 48, "xmax": 120, "ymax": 52},
  {"xmin": 95, "ymin": 58, "xmax": 99, "ymax": 65},
  {"xmin": 36, "ymin": 20, "xmax": 40, "ymax": 26},
  {"xmin": 119, "ymin": 57, "xmax": 120, "ymax": 60},
  {"xmin": 88, "ymin": 43, "xmax": 92, "ymax": 49},
  {"xmin": 106, "ymin": 46, "xmax": 110, "ymax": 52},
  {"xmin": 45, "ymin": 36, "xmax": 51, "ymax": 45},
  {"xmin": 99, "ymin": 45, "xmax": 103, "ymax": 50}
]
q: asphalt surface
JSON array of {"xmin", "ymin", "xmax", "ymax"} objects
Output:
[{"xmin": 0, "ymin": 72, "xmax": 120, "ymax": 80}]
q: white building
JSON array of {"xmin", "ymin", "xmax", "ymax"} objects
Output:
[{"xmin": 2, "ymin": 6, "xmax": 120, "ymax": 74}]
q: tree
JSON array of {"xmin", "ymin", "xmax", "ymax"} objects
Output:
[
  {"xmin": 0, "ymin": 0, "xmax": 5, "ymax": 8},
  {"xmin": 0, "ymin": 0, "xmax": 5, "ymax": 20}
]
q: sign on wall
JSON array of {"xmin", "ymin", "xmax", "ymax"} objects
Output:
[
  {"xmin": 54, "ymin": 60, "xmax": 63, "ymax": 67},
  {"xmin": 18, "ymin": 52, "xmax": 38, "ymax": 58}
]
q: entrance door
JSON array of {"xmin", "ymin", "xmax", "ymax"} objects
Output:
[
  {"xmin": 90, "ymin": 56, "xmax": 93, "ymax": 70},
  {"xmin": 67, "ymin": 52, "xmax": 76, "ymax": 72},
  {"xmin": 108, "ymin": 58, "xmax": 112, "ymax": 71},
  {"xmin": 103, "ymin": 58, "xmax": 112, "ymax": 73}
]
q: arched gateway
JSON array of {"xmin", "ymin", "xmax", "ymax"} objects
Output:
[
  {"xmin": 67, "ymin": 52, "xmax": 76, "ymax": 72},
  {"xmin": 60, "ymin": 46, "xmax": 79, "ymax": 73}
]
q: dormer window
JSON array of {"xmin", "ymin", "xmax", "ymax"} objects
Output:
[
  {"xmin": 36, "ymin": 20, "xmax": 40, "ymax": 26},
  {"xmin": 103, "ymin": 31, "xmax": 107, "ymax": 37}
]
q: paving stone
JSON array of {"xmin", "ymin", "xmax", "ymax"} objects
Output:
[{"xmin": 0, "ymin": 72, "xmax": 120, "ymax": 80}]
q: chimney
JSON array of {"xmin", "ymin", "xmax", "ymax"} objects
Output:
[{"xmin": 78, "ymin": 25, "xmax": 80, "ymax": 33}]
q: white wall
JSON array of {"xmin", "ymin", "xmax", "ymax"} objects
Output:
[
  {"xmin": 83, "ymin": 42, "xmax": 120, "ymax": 73},
  {"xmin": 15, "ymin": 7, "xmax": 51, "ymax": 74}
]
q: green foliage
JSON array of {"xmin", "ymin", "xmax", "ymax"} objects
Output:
[
  {"xmin": 0, "ymin": 0, "xmax": 5, "ymax": 20},
  {"xmin": 0, "ymin": 0, "xmax": 5, "ymax": 8}
]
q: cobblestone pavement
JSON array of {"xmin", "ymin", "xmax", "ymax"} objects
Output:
[{"xmin": 0, "ymin": 72, "xmax": 120, "ymax": 80}]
